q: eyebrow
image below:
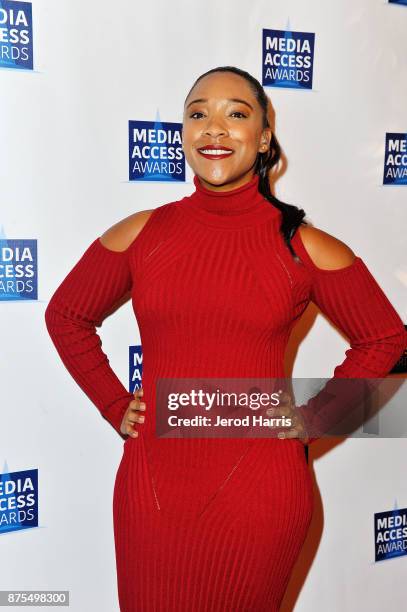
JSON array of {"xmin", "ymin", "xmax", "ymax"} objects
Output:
[{"xmin": 185, "ymin": 97, "xmax": 254, "ymax": 111}]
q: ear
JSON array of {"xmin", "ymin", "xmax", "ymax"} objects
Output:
[{"xmin": 258, "ymin": 127, "xmax": 272, "ymax": 154}]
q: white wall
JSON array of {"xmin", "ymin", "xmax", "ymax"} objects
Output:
[{"xmin": 1, "ymin": 1, "xmax": 406, "ymax": 610}]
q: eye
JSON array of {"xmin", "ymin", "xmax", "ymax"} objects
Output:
[{"xmin": 188, "ymin": 110, "xmax": 248, "ymax": 119}]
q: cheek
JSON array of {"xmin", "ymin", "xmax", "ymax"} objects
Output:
[
  {"xmin": 183, "ymin": 134, "xmax": 201, "ymax": 155},
  {"xmin": 231, "ymin": 128, "xmax": 259, "ymax": 152},
  {"xmin": 183, "ymin": 122, "xmax": 200, "ymax": 138},
  {"xmin": 233, "ymin": 142, "xmax": 259, "ymax": 160}
]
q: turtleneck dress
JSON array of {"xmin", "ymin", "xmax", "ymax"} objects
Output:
[{"xmin": 44, "ymin": 173, "xmax": 406, "ymax": 612}]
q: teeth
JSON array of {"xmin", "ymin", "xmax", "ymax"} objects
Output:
[{"xmin": 200, "ymin": 149, "xmax": 232, "ymax": 155}]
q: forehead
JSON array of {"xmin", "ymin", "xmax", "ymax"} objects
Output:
[{"xmin": 185, "ymin": 72, "xmax": 255, "ymax": 103}]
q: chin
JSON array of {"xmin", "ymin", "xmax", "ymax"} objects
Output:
[
  {"xmin": 204, "ymin": 176, "xmax": 229, "ymax": 185},
  {"xmin": 197, "ymin": 172, "xmax": 235, "ymax": 185},
  {"xmin": 203, "ymin": 177, "xmax": 236, "ymax": 191}
]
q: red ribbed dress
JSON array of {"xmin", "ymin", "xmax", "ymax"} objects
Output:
[{"xmin": 45, "ymin": 173, "xmax": 406, "ymax": 611}]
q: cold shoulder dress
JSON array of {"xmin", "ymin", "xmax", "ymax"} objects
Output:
[{"xmin": 45, "ymin": 173, "xmax": 406, "ymax": 611}]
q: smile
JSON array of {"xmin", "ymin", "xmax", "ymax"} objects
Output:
[{"xmin": 198, "ymin": 149, "xmax": 234, "ymax": 159}]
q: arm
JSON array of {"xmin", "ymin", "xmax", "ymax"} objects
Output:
[
  {"xmin": 291, "ymin": 225, "xmax": 407, "ymax": 443},
  {"xmin": 44, "ymin": 210, "xmax": 154, "ymax": 440}
]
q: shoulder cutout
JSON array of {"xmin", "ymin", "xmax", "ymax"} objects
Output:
[
  {"xmin": 99, "ymin": 210, "xmax": 155, "ymax": 253},
  {"xmin": 296, "ymin": 225, "xmax": 356, "ymax": 271}
]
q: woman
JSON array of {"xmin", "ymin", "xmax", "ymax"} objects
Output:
[{"xmin": 45, "ymin": 66, "xmax": 406, "ymax": 611}]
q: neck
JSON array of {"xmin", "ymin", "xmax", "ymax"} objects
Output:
[
  {"xmin": 175, "ymin": 172, "xmax": 281, "ymax": 229},
  {"xmin": 191, "ymin": 173, "xmax": 262, "ymax": 215}
]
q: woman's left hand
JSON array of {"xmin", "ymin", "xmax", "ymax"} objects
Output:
[{"xmin": 266, "ymin": 391, "xmax": 310, "ymax": 444}]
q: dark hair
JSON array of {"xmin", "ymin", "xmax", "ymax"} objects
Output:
[{"xmin": 184, "ymin": 65, "xmax": 308, "ymax": 260}]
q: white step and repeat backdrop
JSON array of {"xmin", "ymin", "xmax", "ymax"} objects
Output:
[{"xmin": 1, "ymin": 1, "xmax": 406, "ymax": 610}]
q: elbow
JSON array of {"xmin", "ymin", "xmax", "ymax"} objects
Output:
[
  {"xmin": 44, "ymin": 300, "xmax": 52, "ymax": 322},
  {"xmin": 44, "ymin": 295, "xmax": 66, "ymax": 337},
  {"xmin": 345, "ymin": 325, "xmax": 407, "ymax": 378},
  {"xmin": 389, "ymin": 325, "xmax": 407, "ymax": 370},
  {"xmin": 44, "ymin": 300, "xmax": 58, "ymax": 338},
  {"xmin": 391, "ymin": 322, "xmax": 407, "ymax": 354},
  {"xmin": 375, "ymin": 325, "xmax": 407, "ymax": 375},
  {"xmin": 44, "ymin": 298, "xmax": 96, "ymax": 343}
]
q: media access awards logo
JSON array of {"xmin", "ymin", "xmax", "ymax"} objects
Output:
[
  {"xmin": 0, "ymin": 1, "xmax": 33, "ymax": 70},
  {"xmin": 0, "ymin": 466, "xmax": 39, "ymax": 534},
  {"xmin": 0, "ymin": 230, "xmax": 38, "ymax": 300},
  {"xmin": 129, "ymin": 345, "xmax": 143, "ymax": 394},
  {"xmin": 262, "ymin": 26, "xmax": 315, "ymax": 90},
  {"xmin": 128, "ymin": 113, "xmax": 184, "ymax": 182},
  {"xmin": 374, "ymin": 505, "xmax": 407, "ymax": 562},
  {"xmin": 383, "ymin": 133, "xmax": 407, "ymax": 185}
]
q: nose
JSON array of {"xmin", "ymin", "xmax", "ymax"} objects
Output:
[{"xmin": 203, "ymin": 115, "xmax": 228, "ymax": 138}]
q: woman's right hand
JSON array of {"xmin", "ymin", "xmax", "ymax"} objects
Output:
[{"xmin": 120, "ymin": 388, "xmax": 146, "ymax": 437}]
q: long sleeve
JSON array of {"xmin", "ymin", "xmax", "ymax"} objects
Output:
[
  {"xmin": 44, "ymin": 238, "xmax": 135, "ymax": 440},
  {"xmin": 291, "ymin": 230, "xmax": 407, "ymax": 443}
]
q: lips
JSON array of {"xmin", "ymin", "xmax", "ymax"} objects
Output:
[{"xmin": 197, "ymin": 145, "xmax": 234, "ymax": 160}]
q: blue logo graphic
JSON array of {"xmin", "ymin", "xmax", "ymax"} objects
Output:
[
  {"xmin": 128, "ymin": 112, "xmax": 184, "ymax": 182},
  {"xmin": 0, "ymin": 231, "xmax": 38, "ymax": 301},
  {"xmin": 389, "ymin": 0, "xmax": 407, "ymax": 5},
  {"xmin": 0, "ymin": 1, "xmax": 33, "ymax": 70},
  {"xmin": 129, "ymin": 345, "xmax": 143, "ymax": 394},
  {"xmin": 0, "ymin": 465, "xmax": 38, "ymax": 534},
  {"xmin": 262, "ymin": 26, "xmax": 315, "ymax": 89},
  {"xmin": 374, "ymin": 504, "xmax": 407, "ymax": 562},
  {"xmin": 383, "ymin": 133, "xmax": 407, "ymax": 185}
]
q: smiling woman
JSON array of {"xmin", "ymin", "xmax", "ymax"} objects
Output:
[
  {"xmin": 182, "ymin": 66, "xmax": 307, "ymax": 260},
  {"xmin": 182, "ymin": 71, "xmax": 272, "ymax": 191},
  {"xmin": 45, "ymin": 65, "xmax": 406, "ymax": 612}
]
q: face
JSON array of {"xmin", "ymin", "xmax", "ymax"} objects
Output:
[{"xmin": 182, "ymin": 71, "xmax": 271, "ymax": 191}]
